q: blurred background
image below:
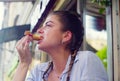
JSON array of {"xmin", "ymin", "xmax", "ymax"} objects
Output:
[{"xmin": 0, "ymin": 0, "xmax": 119, "ymax": 81}]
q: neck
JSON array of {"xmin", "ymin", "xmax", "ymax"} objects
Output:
[{"xmin": 49, "ymin": 48, "xmax": 71, "ymax": 75}]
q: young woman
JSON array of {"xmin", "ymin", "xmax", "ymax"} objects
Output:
[{"xmin": 13, "ymin": 11, "xmax": 108, "ymax": 81}]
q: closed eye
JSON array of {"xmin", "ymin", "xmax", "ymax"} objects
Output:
[
  {"xmin": 44, "ymin": 21, "xmax": 54, "ymax": 28},
  {"xmin": 45, "ymin": 23, "xmax": 52, "ymax": 27}
]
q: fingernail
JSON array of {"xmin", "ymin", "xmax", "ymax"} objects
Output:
[
  {"xmin": 28, "ymin": 34, "xmax": 33, "ymax": 37},
  {"xmin": 27, "ymin": 40, "xmax": 30, "ymax": 43}
]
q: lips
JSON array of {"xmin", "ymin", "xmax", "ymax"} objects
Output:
[{"xmin": 37, "ymin": 39, "xmax": 42, "ymax": 44}]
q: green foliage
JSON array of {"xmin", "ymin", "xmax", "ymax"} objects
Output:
[
  {"xmin": 7, "ymin": 57, "xmax": 19, "ymax": 78},
  {"xmin": 91, "ymin": 0, "xmax": 111, "ymax": 14},
  {"xmin": 99, "ymin": 8, "xmax": 105, "ymax": 14},
  {"xmin": 96, "ymin": 46, "xmax": 107, "ymax": 70},
  {"xmin": 91, "ymin": 0, "xmax": 111, "ymax": 6}
]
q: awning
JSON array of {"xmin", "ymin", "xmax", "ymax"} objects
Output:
[{"xmin": 0, "ymin": 24, "xmax": 30, "ymax": 43}]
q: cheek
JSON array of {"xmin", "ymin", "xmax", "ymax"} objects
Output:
[
  {"xmin": 37, "ymin": 28, "xmax": 63, "ymax": 49},
  {"xmin": 37, "ymin": 39, "xmax": 61, "ymax": 51},
  {"xmin": 44, "ymin": 29, "xmax": 62, "ymax": 41},
  {"xmin": 46, "ymin": 35, "xmax": 62, "ymax": 45},
  {"xmin": 38, "ymin": 34, "xmax": 62, "ymax": 49}
]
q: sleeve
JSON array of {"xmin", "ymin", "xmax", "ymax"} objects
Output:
[
  {"xmin": 80, "ymin": 51, "xmax": 108, "ymax": 81},
  {"xmin": 25, "ymin": 64, "xmax": 43, "ymax": 81},
  {"xmin": 25, "ymin": 66, "xmax": 37, "ymax": 81}
]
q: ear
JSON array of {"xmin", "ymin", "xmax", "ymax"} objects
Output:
[{"xmin": 62, "ymin": 31, "xmax": 72, "ymax": 43}]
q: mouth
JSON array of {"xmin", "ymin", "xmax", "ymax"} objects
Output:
[
  {"xmin": 32, "ymin": 34, "xmax": 43, "ymax": 41},
  {"xmin": 36, "ymin": 35, "xmax": 44, "ymax": 44},
  {"xmin": 37, "ymin": 39, "xmax": 42, "ymax": 44},
  {"xmin": 24, "ymin": 31, "xmax": 43, "ymax": 41}
]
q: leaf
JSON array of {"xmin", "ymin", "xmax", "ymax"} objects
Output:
[{"xmin": 99, "ymin": 8, "xmax": 105, "ymax": 14}]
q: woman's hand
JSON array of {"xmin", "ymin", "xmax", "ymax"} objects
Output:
[{"xmin": 16, "ymin": 35, "xmax": 33, "ymax": 65}]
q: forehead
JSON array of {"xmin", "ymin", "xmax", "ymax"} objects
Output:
[{"xmin": 44, "ymin": 15, "xmax": 60, "ymax": 23}]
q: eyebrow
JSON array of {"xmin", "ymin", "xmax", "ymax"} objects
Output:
[{"xmin": 45, "ymin": 21, "xmax": 55, "ymax": 24}]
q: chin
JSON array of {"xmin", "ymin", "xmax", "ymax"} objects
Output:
[{"xmin": 37, "ymin": 45, "xmax": 46, "ymax": 51}]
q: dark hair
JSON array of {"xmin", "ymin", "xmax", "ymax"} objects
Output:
[{"xmin": 43, "ymin": 11, "xmax": 84, "ymax": 81}]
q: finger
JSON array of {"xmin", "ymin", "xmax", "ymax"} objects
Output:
[
  {"xmin": 16, "ymin": 37, "xmax": 25, "ymax": 47},
  {"xmin": 23, "ymin": 40, "xmax": 30, "ymax": 51},
  {"xmin": 17, "ymin": 41, "xmax": 30, "ymax": 62},
  {"xmin": 16, "ymin": 36, "xmax": 29, "ymax": 55},
  {"xmin": 17, "ymin": 35, "xmax": 32, "ymax": 49}
]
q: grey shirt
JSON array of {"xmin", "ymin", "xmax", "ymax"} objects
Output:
[{"xmin": 26, "ymin": 51, "xmax": 108, "ymax": 81}]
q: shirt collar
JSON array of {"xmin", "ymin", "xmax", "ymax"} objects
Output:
[
  {"xmin": 62, "ymin": 52, "xmax": 79, "ymax": 74},
  {"xmin": 39, "ymin": 52, "xmax": 80, "ymax": 73}
]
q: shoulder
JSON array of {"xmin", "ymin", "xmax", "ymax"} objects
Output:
[
  {"xmin": 76, "ymin": 51, "xmax": 99, "ymax": 60},
  {"xmin": 32, "ymin": 62, "xmax": 49, "ymax": 73},
  {"xmin": 74, "ymin": 51, "xmax": 108, "ymax": 81},
  {"xmin": 75, "ymin": 51, "xmax": 103, "ymax": 66},
  {"xmin": 77, "ymin": 50, "xmax": 96, "ymax": 56},
  {"xmin": 26, "ymin": 62, "xmax": 50, "ymax": 81},
  {"xmin": 32, "ymin": 61, "xmax": 50, "ymax": 72}
]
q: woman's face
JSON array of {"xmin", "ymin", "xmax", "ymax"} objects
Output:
[{"xmin": 37, "ymin": 15, "xmax": 66, "ymax": 52}]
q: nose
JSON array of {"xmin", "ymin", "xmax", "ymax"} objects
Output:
[{"xmin": 37, "ymin": 27, "xmax": 44, "ymax": 34}]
